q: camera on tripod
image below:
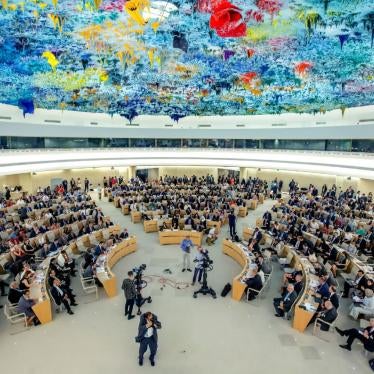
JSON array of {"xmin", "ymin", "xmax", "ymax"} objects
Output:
[
  {"xmin": 132, "ymin": 264, "xmax": 152, "ymax": 314},
  {"xmin": 133, "ymin": 264, "xmax": 147, "ymax": 287},
  {"xmin": 201, "ymin": 251, "xmax": 213, "ymax": 270}
]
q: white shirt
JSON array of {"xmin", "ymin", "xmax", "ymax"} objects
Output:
[{"xmin": 145, "ymin": 327, "xmax": 153, "ymax": 338}]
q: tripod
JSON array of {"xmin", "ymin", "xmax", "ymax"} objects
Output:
[
  {"xmin": 193, "ymin": 267, "xmax": 216, "ymax": 299},
  {"xmin": 135, "ymin": 287, "xmax": 152, "ymax": 315}
]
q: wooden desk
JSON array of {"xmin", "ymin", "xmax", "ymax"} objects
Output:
[
  {"xmin": 248, "ymin": 199, "xmax": 258, "ymax": 210},
  {"xmin": 96, "ymin": 237, "xmax": 137, "ymax": 298},
  {"xmin": 131, "ymin": 211, "xmax": 142, "ymax": 223},
  {"xmin": 279, "ymin": 246, "xmax": 320, "ymax": 332},
  {"xmin": 238, "ymin": 206, "xmax": 248, "ymax": 217},
  {"xmin": 30, "ymin": 258, "xmax": 52, "ymax": 325},
  {"xmin": 113, "ymin": 196, "xmax": 121, "ymax": 208},
  {"xmin": 122, "ymin": 204, "xmax": 130, "ymax": 215},
  {"xmin": 144, "ymin": 220, "xmax": 158, "ymax": 233},
  {"xmin": 159, "ymin": 230, "xmax": 203, "ymax": 246},
  {"xmin": 243, "ymin": 227, "xmax": 254, "ymax": 242},
  {"xmin": 259, "ymin": 194, "xmax": 264, "ymax": 204},
  {"xmin": 207, "ymin": 220, "xmax": 221, "ymax": 231},
  {"xmin": 70, "ymin": 225, "xmax": 121, "ymax": 255},
  {"xmin": 222, "ymin": 239, "xmax": 253, "ymax": 301}
]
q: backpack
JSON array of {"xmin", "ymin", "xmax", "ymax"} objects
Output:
[
  {"xmin": 234, "ymin": 234, "xmax": 240, "ymax": 242},
  {"xmin": 221, "ymin": 283, "xmax": 232, "ymax": 297}
]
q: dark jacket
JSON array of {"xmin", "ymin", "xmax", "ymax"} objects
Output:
[
  {"xmin": 136, "ymin": 313, "xmax": 162, "ymax": 343},
  {"xmin": 245, "ymin": 274, "xmax": 262, "ymax": 291},
  {"xmin": 51, "ymin": 286, "xmax": 66, "ymax": 305},
  {"xmin": 121, "ymin": 278, "xmax": 136, "ymax": 300},
  {"xmin": 282, "ymin": 290, "xmax": 298, "ymax": 312},
  {"xmin": 318, "ymin": 307, "xmax": 338, "ymax": 331}
]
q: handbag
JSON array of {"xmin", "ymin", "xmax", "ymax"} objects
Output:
[{"xmin": 135, "ymin": 336, "xmax": 142, "ymax": 343}]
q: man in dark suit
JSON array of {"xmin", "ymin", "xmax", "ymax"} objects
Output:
[
  {"xmin": 316, "ymin": 301, "xmax": 337, "ymax": 331},
  {"xmin": 50, "ymin": 279, "xmax": 77, "ymax": 315},
  {"xmin": 293, "ymin": 274, "xmax": 304, "ymax": 295},
  {"xmin": 342, "ymin": 270, "xmax": 366, "ymax": 298},
  {"xmin": 245, "ymin": 268, "xmax": 263, "ymax": 300},
  {"xmin": 262, "ymin": 211, "xmax": 272, "ymax": 229},
  {"xmin": 135, "ymin": 311, "xmax": 162, "ymax": 366},
  {"xmin": 228, "ymin": 209, "xmax": 236, "ymax": 239},
  {"xmin": 326, "ymin": 285, "xmax": 340, "ymax": 310},
  {"xmin": 336, "ymin": 318, "xmax": 374, "ymax": 352},
  {"xmin": 273, "ymin": 284, "xmax": 298, "ymax": 317},
  {"xmin": 252, "ymin": 227, "xmax": 263, "ymax": 243}
]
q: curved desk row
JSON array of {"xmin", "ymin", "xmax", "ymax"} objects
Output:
[
  {"xmin": 279, "ymin": 245, "xmax": 320, "ymax": 332},
  {"xmin": 222, "ymin": 239, "xmax": 254, "ymax": 301},
  {"xmin": 159, "ymin": 230, "xmax": 203, "ymax": 246},
  {"xmin": 28, "ymin": 225, "xmax": 121, "ymax": 324},
  {"xmin": 96, "ymin": 236, "xmax": 138, "ymax": 298},
  {"xmin": 144, "ymin": 218, "xmax": 221, "ymax": 233},
  {"xmin": 30, "ymin": 257, "xmax": 52, "ymax": 324}
]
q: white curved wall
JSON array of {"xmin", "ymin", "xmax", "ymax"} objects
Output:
[
  {"xmin": 0, "ymin": 103, "xmax": 373, "ymax": 139},
  {"xmin": 1, "ymin": 149, "xmax": 373, "ymax": 180}
]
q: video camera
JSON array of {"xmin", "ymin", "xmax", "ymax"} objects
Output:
[
  {"xmin": 201, "ymin": 250, "xmax": 213, "ymax": 270},
  {"xmin": 133, "ymin": 264, "xmax": 147, "ymax": 289}
]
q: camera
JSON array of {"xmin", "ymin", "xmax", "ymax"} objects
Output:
[
  {"xmin": 133, "ymin": 263, "xmax": 146, "ymax": 275},
  {"xmin": 132, "ymin": 264, "xmax": 152, "ymax": 314},
  {"xmin": 201, "ymin": 250, "xmax": 213, "ymax": 270},
  {"xmin": 133, "ymin": 264, "xmax": 147, "ymax": 288}
]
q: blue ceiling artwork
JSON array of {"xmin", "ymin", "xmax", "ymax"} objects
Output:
[{"xmin": 0, "ymin": 0, "xmax": 373, "ymax": 121}]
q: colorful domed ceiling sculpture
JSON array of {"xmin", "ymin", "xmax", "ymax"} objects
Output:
[{"xmin": 0, "ymin": 0, "xmax": 373, "ymax": 120}]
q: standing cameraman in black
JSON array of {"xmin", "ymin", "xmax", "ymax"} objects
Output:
[
  {"xmin": 228, "ymin": 209, "xmax": 237, "ymax": 239},
  {"xmin": 135, "ymin": 311, "xmax": 162, "ymax": 366},
  {"xmin": 121, "ymin": 271, "xmax": 136, "ymax": 320}
]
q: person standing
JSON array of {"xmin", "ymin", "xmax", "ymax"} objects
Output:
[
  {"xmin": 228, "ymin": 209, "xmax": 237, "ymax": 239},
  {"xmin": 121, "ymin": 271, "xmax": 136, "ymax": 320},
  {"xmin": 84, "ymin": 178, "xmax": 89, "ymax": 193},
  {"xmin": 180, "ymin": 235, "xmax": 193, "ymax": 272},
  {"xmin": 136, "ymin": 311, "xmax": 162, "ymax": 366},
  {"xmin": 97, "ymin": 184, "xmax": 102, "ymax": 200}
]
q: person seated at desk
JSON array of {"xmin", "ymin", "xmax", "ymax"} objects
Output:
[
  {"xmin": 206, "ymin": 227, "xmax": 217, "ymax": 246},
  {"xmin": 316, "ymin": 276, "xmax": 330, "ymax": 299},
  {"xmin": 293, "ymin": 274, "xmax": 304, "ymax": 295},
  {"xmin": 171, "ymin": 215, "xmax": 179, "ymax": 230},
  {"xmin": 312, "ymin": 300, "xmax": 338, "ymax": 331},
  {"xmin": 82, "ymin": 248, "xmax": 93, "ymax": 270},
  {"xmin": 245, "ymin": 267, "xmax": 263, "ymax": 301},
  {"xmin": 252, "ymin": 227, "xmax": 263, "ymax": 244},
  {"xmin": 85, "ymin": 222, "xmax": 95, "ymax": 234},
  {"xmin": 17, "ymin": 289, "xmax": 40, "ymax": 326},
  {"xmin": 336, "ymin": 317, "xmax": 374, "ymax": 352},
  {"xmin": 273, "ymin": 284, "xmax": 298, "ymax": 317},
  {"xmin": 262, "ymin": 211, "xmax": 272, "ymax": 230},
  {"xmin": 256, "ymin": 254, "xmax": 272, "ymax": 275},
  {"xmin": 51, "ymin": 278, "xmax": 76, "ymax": 315},
  {"xmin": 7, "ymin": 281, "xmax": 23, "ymax": 305},
  {"xmin": 324, "ymin": 285, "xmax": 340, "ymax": 310},
  {"xmin": 342, "ymin": 270, "xmax": 366, "ymax": 298},
  {"xmin": 57, "ymin": 250, "xmax": 76, "ymax": 277},
  {"xmin": 247, "ymin": 239, "xmax": 260, "ymax": 254},
  {"xmin": 349, "ymin": 289, "xmax": 374, "ymax": 320},
  {"xmin": 281, "ymin": 264, "xmax": 303, "ymax": 287},
  {"xmin": 119, "ymin": 228, "xmax": 129, "ymax": 239},
  {"xmin": 334, "ymin": 253, "xmax": 349, "ymax": 271},
  {"xmin": 19, "ymin": 269, "xmax": 35, "ymax": 291}
]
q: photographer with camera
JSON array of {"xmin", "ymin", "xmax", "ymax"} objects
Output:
[
  {"xmin": 121, "ymin": 271, "xmax": 136, "ymax": 320},
  {"xmin": 135, "ymin": 311, "xmax": 162, "ymax": 367},
  {"xmin": 192, "ymin": 246, "xmax": 208, "ymax": 286},
  {"xmin": 180, "ymin": 235, "xmax": 193, "ymax": 272}
]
